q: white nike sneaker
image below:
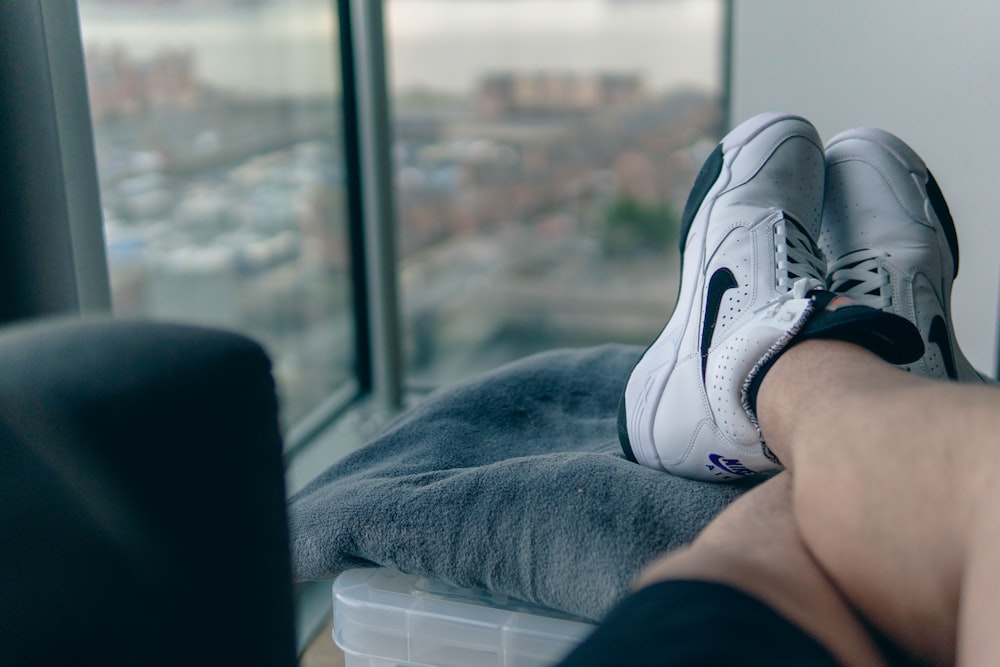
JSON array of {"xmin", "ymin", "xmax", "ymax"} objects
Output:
[
  {"xmin": 618, "ymin": 113, "xmax": 924, "ymax": 482},
  {"xmin": 618, "ymin": 112, "xmax": 828, "ymax": 481},
  {"xmin": 820, "ymin": 128, "xmax": 986, "ymax": 383}
]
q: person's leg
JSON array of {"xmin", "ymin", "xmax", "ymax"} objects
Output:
[
  {"xmin": 635, "ymin": 473, "xmax": 889, "ymax": 667},
  {"xmin": 560, "ymin": 471, "xmax": 888, "ymax": 667},
  {"xmin": 958, "ymin": 479, "xmax": 1000, "ymax": 666},
  {"xmin": 614, "ymin": 111, "xmax": 989, "ymax": 664},
  {"xmin": 758, "ymin": 339, "xmax": 1000, "ymax": 665},
  {"xmin": 754, "ymin": 124, "xmax": 1000, "ymax": 666}
]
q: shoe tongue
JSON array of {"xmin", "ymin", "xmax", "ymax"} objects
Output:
[{"xmin": 798, "ymin": 291, "xmax": 924, "ymax": 365}]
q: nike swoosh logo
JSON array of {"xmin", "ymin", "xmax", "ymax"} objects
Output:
[
  {"xmin": 928, "ymin": 315, "xmax": 958, "ymax": 380},
  {"xmin": 707, "ymin": 453, "xmax": 755, "ymax": 477},
  {"xmin": 701, "ymin": 268, "xmax": 739, "ymax": 380}
]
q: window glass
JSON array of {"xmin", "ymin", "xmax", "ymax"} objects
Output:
[
  {"xmin": 78, "ymin": 0, "xmax": 351, "ymax": 427},
  {"xmin": 386, "ymin": 0, "xmax": 724, "ymax": 385}
]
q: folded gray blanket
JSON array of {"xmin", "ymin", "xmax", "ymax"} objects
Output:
[{"xmin": 288, "ymin": 344, "xmax": 759, "ymax": 621}]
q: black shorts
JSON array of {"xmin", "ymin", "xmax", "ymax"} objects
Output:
[{"xmin": 558, "ymin": 580, "xmax": 840, "ymax": 666}]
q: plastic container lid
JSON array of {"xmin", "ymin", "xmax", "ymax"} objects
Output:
[{"xmin": 332, "ymin": 568, "xmax": 596, "ymax": 667}]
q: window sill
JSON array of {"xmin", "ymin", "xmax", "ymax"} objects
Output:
[{"xmin": 286, "ymin": 390, "xmax": 426, "ymax": 654}]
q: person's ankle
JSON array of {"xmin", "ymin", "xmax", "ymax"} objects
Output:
[{"xmin": 756, "ymin": 340, "xmax": 879, "ymax": 466}]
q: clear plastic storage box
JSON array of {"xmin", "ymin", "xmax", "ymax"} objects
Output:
[{"xmin": 332, "ymin": 568, "xmax": 596, "ymax": 667}]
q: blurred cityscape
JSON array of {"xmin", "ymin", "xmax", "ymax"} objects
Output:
[{"xmin": 81, "ymin": 0, "xmax": 722, "ymax": 424}]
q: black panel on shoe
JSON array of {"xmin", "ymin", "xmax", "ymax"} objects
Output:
[
  {"xmin": 617, "ymin": 394, "xmax": 637, "ymax": 463},
  {"xmin": 679, "ymin": 143, "xmax": 724, "ymax": 254},
  {"xmin": 701, "ymin": 268, "xmax": 738, "ymax": 381},
  {"xmin": 928, "ymin": 315, "xmax": 958, "ymax": 380},
  {"xmin": 926, "ymin": 169, "xmax": 959, "ymax": 278}
]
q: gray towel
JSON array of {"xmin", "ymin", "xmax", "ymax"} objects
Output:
[{"xmin": 288, "ymin": 344, "xmax": 758, "ymax": 621}]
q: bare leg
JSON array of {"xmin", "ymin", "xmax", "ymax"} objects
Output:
[
  {"xmin": 637, "ymin": 473, "xmax": 889, "ymax": 667},
  {"xmin": 958, "ymin": 480, "xmax": 1000, "ymax": 666},
  {"xmin": 758, "ymin": 339, "xmax": 1000, "ymax": 665}
]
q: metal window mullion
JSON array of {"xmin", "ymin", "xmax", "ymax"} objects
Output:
[
  {"xmin": 0, "ymin": 2, "xmax": 110, "ymax": 325},
  {"xmin": 337, "ymin": 0, "xmax": 373, "ymax": 397},
  {"xmin": 721, "ymin": 0, "xmax": 734, "ymax": 134},
  {"xmin": 348, "ymin": 0, "xmax": 403, "ymax": 414},
  {"xmin": 39, "ymin": 2, "xmax": 112, "ymax": 314}
]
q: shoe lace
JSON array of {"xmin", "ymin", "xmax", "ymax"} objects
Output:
[
  {"xmin": 759, "ymin": 276, "xmax": 823, "ymax": 317},
  {"xmin": 828, "ymin": 251, "xmax": 891, "ymax": 309},
  {"xmin": 775, "ymin": 217, "xmax": 826, "ymax": 293}
]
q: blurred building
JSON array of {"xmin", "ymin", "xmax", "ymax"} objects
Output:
[
  {"xmin": 85, "ymin": 46, "xmax": 200, "ymax": 122},
  {"xmin": 476, "ymin": 72, "xmax": 645, "ymax": 118}
]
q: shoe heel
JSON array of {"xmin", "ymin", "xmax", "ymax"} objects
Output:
[
  {"xmin": 826, "ymin": 127, "xmax": 959, "ymax": 277},
  {"xmin": 721, "ymin": 111, "xmax": 810, "ymax": 152}
]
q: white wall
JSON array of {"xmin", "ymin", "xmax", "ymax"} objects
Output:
[{"xmin": 731, "ymin": 0, "xmax": 1000, "ymax": 376}]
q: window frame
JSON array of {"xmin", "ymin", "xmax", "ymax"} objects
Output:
[
  {"xmin": 0, "ymin": 1, "xmax": 110, "ymax": 324},
  {"xmin": 29, "ymin": 0, "xmax": 735, "ymax": 459}
]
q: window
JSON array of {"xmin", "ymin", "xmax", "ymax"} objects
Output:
[
  {"xmin": 78, "ymin": 0, "xmax": 351, "ymax": 428},
  {"xmin": 386, "ymin": 0, "xmax": 726, "ymax": 386},
  {"xmin": 77, "ymin": 0, "xmax": 728, "ymax": 416}
]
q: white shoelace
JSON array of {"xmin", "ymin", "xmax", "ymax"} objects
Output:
[
  {"xmin": 828, "ymin": 251, "xmax": 891, "ymax": 309},
  {"xmin": 775, "ymin": 218, "xmax": 826, "ymax": 293},
  {"xmin": 756, "ymin": 276, "xmax": 822, "ymax": 319}
]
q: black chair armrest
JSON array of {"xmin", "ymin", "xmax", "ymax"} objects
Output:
[{"xmin": 0, "ymin": 318, "xmax": 296, "ymax": 667}]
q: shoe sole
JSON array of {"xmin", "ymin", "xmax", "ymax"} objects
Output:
[{"xmin": 619, "ymin": 111, "xmax": 815, "ymax": 469}]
